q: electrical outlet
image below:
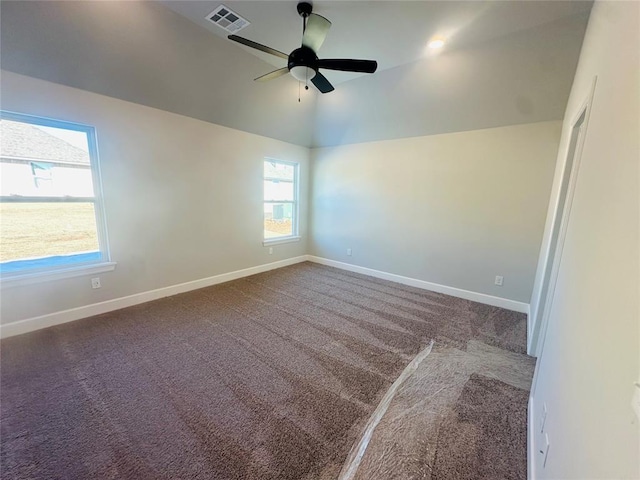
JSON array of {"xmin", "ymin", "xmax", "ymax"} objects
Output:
[
  {"xmin": 268, "ymin": 247, "xmax": 273, "ymax": 255},
  {"xmin": 495, "ymin": 275, "xmax": 504, "ymax": 286},
  {"xmin": 91, "ymin": 277, "xmax": 101, "ymax": 289},
  {"xmin": 347, "ymin": 248, "xmax": 352, "ymax": 256}
]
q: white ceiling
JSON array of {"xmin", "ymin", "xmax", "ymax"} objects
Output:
[
  {"xmin": 163, "ymin": 1, "xmax": 592, "ymax": 84},
  {"xmin": 0, "ymin": 1, "xmax": 592, "ymax": 147}
]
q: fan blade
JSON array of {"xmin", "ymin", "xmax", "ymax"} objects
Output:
[
  {"xmin": 228, "ymin": 35, "xmax": 289, "ymax": 60},
  {"xmin": 311, "ymin": 72, "xmax": 334, "ymax": 94},
  {"xmin": 302, "ymin": 14, "xmax": 331, "ymax": 53},
  {"xmin": 317, "ymin": 59, "xmax": 377, "ymax": 73},
  {"xmin": 255, "ymin": 67, "xmax": 290, "ymax": 82}
]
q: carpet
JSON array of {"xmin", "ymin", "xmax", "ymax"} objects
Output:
[
  {"xmin": 432, "ymin": 374, "xmax": 530, "ymax": 480},
  {"xmin": 346, "ymin": 340, "xmax": 534, "ymax": 480},
  {"xmin": 1, "ymin": 262, "xmax": 529, "ymax": 479}
]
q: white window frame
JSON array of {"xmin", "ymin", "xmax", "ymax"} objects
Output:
[
  {"xmin": 263, "ymin": 158, "xmax": 300, "ymax": 246},
  {"xmin": 0, "ymin": 111, "xmax": 115, "ymax": 287}
]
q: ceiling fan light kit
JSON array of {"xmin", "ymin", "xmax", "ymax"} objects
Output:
[
  {"xmin": 290, "ymin": 65, "xmax": 316, "ymax": 82},
  {"xmin": 228, "ymin": 1, "xmax": 378, "ymax": 95}
]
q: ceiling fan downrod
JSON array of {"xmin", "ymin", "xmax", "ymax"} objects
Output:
[{"xmin": 297, "ymin": 2, "xmax": 313, "ymax": 33}]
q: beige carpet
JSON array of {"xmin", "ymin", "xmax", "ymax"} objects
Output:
[
  {"xmin": 1, "ymin": 262, "xmax": 532, "ymax": 479},
  {"xmin": 432, "ymin": 373, "xmax": 530, "ymax": 479},
  {"xmin": 349, "ymin": 341, "xmax": 534, "ymax": 480}
]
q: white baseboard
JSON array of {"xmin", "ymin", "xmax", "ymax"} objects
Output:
[
  {"xmin": 307, "ymin": 256, "xmax": 529, "ymax": 314},
  {"xmin": 1, "ymin": 254, "xmax": 530, "ymax": 339},
  {"xmin": 0, "ymin": 256, "xmax": 308, "ymax": 339}
]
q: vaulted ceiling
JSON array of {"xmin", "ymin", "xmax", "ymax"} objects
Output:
[{"xmin": 0, "ymin": 1, "xmax": 592, "ymax": 147}]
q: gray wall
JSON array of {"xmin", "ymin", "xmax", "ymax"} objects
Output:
[
  {"xmin": 530, "ymin": 2, "xmax": 639, "ymax": 478},
  {"xmin": 310, "ymin": 122, "xmax": 561, "ymax": 303},
  {"xmin": 0, "ymin": 70, "xmax": 310, "ymax": 325},
  {"xmin": 1, "ymin": 70, "xmax": 563, "ymax": 327}
]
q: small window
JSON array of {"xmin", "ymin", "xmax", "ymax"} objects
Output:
[
  {"xmin": 263, "ymin": 159, "xmax": 298, "ymax": 242},
  {"xmin": 0, "ymin": 111, "xmax": 110, "ymax": 277}
]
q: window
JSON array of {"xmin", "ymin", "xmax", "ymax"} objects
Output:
[
  {"xmin": 0, "ymin": 111, "xmax": 112, "ymax": 281},
  {"xmin": 263, "ymin": 159, "xmax": 299, "ymax": 243}
]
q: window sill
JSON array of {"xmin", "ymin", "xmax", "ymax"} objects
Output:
[
  {"xmin": 0, "ymin": 261, "xmax": 117, "ymax": 289},
  {"xmin": 263, "ymin": 236, "xmax": 301, "ymax": 246}
]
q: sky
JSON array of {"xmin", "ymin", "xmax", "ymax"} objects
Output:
[{"xmin": 34, "ymin": 125, "xmax": 89, "ymax": 152}]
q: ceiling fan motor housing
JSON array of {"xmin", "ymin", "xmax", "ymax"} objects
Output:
[
  {"xmin": 297, "ymin": 2, "xmax": 313, "ymax": 18},
  {"xmin": 288, "ymin": 46, "xmax": 317, "ymax": 70},
  {"xmin": 288, "ymin": 46, "xmax": 318, "ymax": 80}
]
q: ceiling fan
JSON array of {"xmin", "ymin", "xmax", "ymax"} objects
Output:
[{"xmin": 228, "ymin": 2, "xmax": 378, "ymax": 94}]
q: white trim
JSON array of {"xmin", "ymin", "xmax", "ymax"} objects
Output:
[
  {"xmin": 528, "ymin": 394, "xmax": 536, "ymax": 480},
  {"xmin": 0, "ymin": 256, "xmax": 307, "ymax": 339},
  {"xmin": 91, "ymin": 126, "xmax": 112, "ymax": 264},
  {"xmin": 1, "ymin": 261, "xmax": 117, "ymax": 289},
  {"xmin": 262, "ymin": 235, "xmax": 301, "ymax": 246},
  {"xmin": 529, "ymin": 76, "xmax": 598, "ymax": 360},
  {"xmin": 1, "ymin": 254, "xmax": 531, "ymax": 338},
  {"xmin": 307, "ymin": 256, "xmax": 529, "ymax": 313}
]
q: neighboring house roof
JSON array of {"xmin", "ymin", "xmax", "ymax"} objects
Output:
[
  {"xmin": 264, "ymin": 161, "xmax": 294, "ymax": 181},
  {"xmin": 0, "ymin": 119, "xmax": 89, "ymax": 165}
]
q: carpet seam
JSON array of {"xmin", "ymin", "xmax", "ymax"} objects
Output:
[{"xmin": 338, "ymin": 339, "xmax": 435, "ymax": 480}]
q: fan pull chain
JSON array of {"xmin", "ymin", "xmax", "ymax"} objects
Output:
[{"xmin": 298, "ymin": 81, "xmax": 301, "ymax": 103}]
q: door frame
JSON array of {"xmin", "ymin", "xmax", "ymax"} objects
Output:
[{"xmin": 528, "ymin": 77, "xmax": 598, "ymax": 362}]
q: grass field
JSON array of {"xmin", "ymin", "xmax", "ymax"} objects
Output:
[
  {"xmin": 264, "ymin": 218, "xmax": 293, "ymax": 238},
  {"xmin": 1, "ymin": 204, "xmax": 294, "ymax": 263},
  {"xmin": 0, "ymin": 203, "xmax": 99, "ymax": 262}
]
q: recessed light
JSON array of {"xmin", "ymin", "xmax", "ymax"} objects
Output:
[{"xmin": 427, "ymin": 38, "xmax": 445, "ymax": 50}]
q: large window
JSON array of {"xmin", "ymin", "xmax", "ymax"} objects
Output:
[
  {"xmin": 0, "ymin": 111, "xmax": 111, "ymax": 279},
  {"xmin": 263, "ymin": 159, "xmax": 299, "ymax": 243}
]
